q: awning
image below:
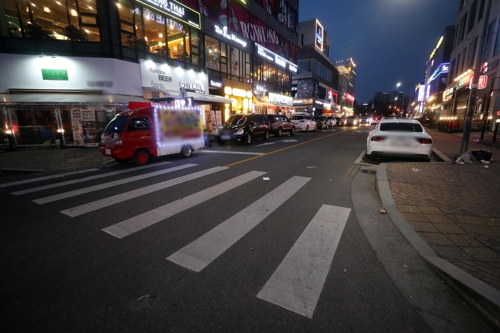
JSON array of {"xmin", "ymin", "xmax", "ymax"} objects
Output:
[
  {"xmin": 143, "ymin": 88, "xmax": 231, "ymax": 104},
  {"xmin": 0, "ymin": 94, "xmax": 151, "ymax": 104}
]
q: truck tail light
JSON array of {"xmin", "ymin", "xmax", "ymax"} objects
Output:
[
  {"xmin": 371, "ymin": 136, "xmax": 386, "ymax": 142},
  {"xmin": 417, "ymin": 138, "xmax": 432, "ymax": 144}
]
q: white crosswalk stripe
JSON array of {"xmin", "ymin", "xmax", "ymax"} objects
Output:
[
  {"xmin": 167, "ymin": 176, "xmax": 311, "ymax": 272},
  {"xmin": 13, "ymin": 162, "xmax": 172, "ymax": 195},
  {"xmin": 0, "ymin": 168, "xmax": 99, "ymax": 188},
  {"xmin": 257, "ymin": 204, "xmax": 351, "ymax": 318},
  {"xmin": 61, "ymin": 166, "xmax": 228, "ymax": 217},
  {"xmin": 34, "ymin": 163, "xmax": 198, "ymax": 205},
  {"xmin": 102, "ymin": 171, "xmax": 267, "ymax": 239}
]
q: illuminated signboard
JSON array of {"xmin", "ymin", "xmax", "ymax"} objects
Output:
[
  {"xmin": 315, "ymin": 20, "xmax": 324, "ymax": 51},
  {"xmin": 345, "ymin": 93, "xmax": 355, "ymax": 102},
  {"xmin": 478, "ymin": 75, "xmax": 488, "ymax": 89},
  {"xmin": 443, "ymin": 87, "xmax": 455, "ymax": 101},
  {"xmin": 255, "ymin": 43, "xmax": 298, "ymax": 73},
  {"xmin": 429, "ymin": 36, "xmax": 444, "ymax": 60},
  {"xmin": 417, "ymin": 85, "xmax": 426, "ymax": 102},
  {"xmin": 427, "ymin": 63, "xmax": 450, "ymax": 84},
  {"xmin": 214, "ymin": 25, "xmax": 247, "ymax": 48},
  {"xmin": 136, "ymin": 0, "xmax": 201, "ymax": 29}
]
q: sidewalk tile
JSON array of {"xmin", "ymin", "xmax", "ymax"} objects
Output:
[
  {"xmin": 433, "ymin": 245, "xmax": 471, "ymax": 260},
  {"xmin": 418, "ymin": 206, "xmax": 442, "ymax": 214},
  {"xmin": 425, "ymin": 214, "xmax": 454, "ymax": 224},
  {"xmin": 409, "ymin": 222, "xmax": 438, "ymax": 232},
  {"xmin": 402, "ymin": 212, "xmax": 429, "ymax": 222},
  {"xmin": 465, "ymin": 247, "xmax": 500, "ymax": 261},
  {"xmin": 434, "ymin": 223, "xmax": 466, "ymax": 234},
  {"xmin": 396, "ymin": 205, "xmax": 420, "ymax": 213},
  {"xmin": 419, "ymin": 232, "xmax": 456, "ymax": 246},
  {"xmin": 456, "ymin": 215, "xmax": 488, "ymax": 225},
  {"xmin": 461, "ymin": 224, "xmax": 495, "ymax": 235},
  {"xmin": 483, "ymin": 217, "xmax": 500, "ymax": 227}
]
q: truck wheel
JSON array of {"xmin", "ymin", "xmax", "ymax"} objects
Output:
[
  {"xmin": 134, "ymin": 149, "xmax": 150, "ymax": 166},
  {"xmin": 181, "ymin": 145, "xmax": 193, "ymax": 157},
  {"xmin": 114, "ymin": 158, "xmax": 127, "ymax": 164}
]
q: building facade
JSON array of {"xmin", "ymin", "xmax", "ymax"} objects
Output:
[
  {"xmin": 292, "ymin": 19, "xmax": 340, "ymax": 116},
  {"xmin": 0, "ymin": 0, "xmax": 300, "ymax": 147},
  {"xmin": 442, "ymin": 0, "xmax": 500, "ymax": 132},
  {"xmin": 335, "ymin": 58, "xmax": 356, "ymax": 116}
]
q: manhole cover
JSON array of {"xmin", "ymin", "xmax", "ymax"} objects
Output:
[{"xmin": 361, "ymin": 169, "xmax": 376, "ymax": 174}]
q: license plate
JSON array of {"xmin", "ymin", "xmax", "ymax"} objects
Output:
[
  {"xmin": 105, "ymin": 149, "xmax": 111, "ymax": 155},
  {"xmin": 221, "ymin": 135, "xmax": 231, "ymax": 140}
]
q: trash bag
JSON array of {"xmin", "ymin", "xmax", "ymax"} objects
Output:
[
  {"xmin": 454, "ymin": 152, "xmax": 474, "ymax": 164},
  {"xmin": 469, "ymin": 149, "xmax": 493, "ymax": 161}
]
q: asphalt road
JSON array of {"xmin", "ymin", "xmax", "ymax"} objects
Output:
[{"xmin": 0, "ymin": 126, "xmax": 492, "ymax": 332}]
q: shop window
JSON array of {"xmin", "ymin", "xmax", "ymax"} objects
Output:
[
  {"xmin": 3, "ymin": 0, "xmax": 100, "ymax": 41},
  {"xmin": 220, "ymin": 42, "xmax": 228, "ymax": 74},
  {"xmin": 3, "ymin": 0, "xmax": 22, "ymax": 37},
  {"xmin": 118, "ymin": 0, "xmax": 136, "ymax": 48},
  {"xmin": 143, "ymin": 8, "xmax": 168, "ymax": 56},
  {"xmin": 166, "ymin": 17, "xmax": 186, "ymax": 60},
  {"xmin": 190, "ymin": 28, "xmax": 200, "ymax": 65},
  {"xmin": 79, "ymin": 0, "xmax": 97, "ymax": 14},
  {"xmin": 205, "ymin": 36, "xmax": 220, "ymax": 71}
]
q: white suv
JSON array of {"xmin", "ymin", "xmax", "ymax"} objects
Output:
[{"xmin": 290, "ymin": 113, "xmax": 317, "ymax": 132}]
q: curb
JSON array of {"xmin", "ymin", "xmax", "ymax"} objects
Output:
[{"xmin": 376, "ymin": 163, "xmax": 500, "ymax": 330}]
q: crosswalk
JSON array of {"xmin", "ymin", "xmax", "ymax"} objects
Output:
[{"xmin": 2, "ymin": 162, "xmax": 351, "ymax": 319}]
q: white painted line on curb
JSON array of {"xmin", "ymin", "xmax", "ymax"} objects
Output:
[
  {"xmin": 61, "ymin": 166, "xmax": 228, "ymax": 217},
  {"xmin": 257, "ymin": 204, "xmax": 351, "ymax": 318},
  {"xmin": 167, "ymin": 176, "xmax": 311, "ymax": 272},
  {"xmin": 0, "ymin": 168, "xmax": 99, "ymax": 189},
  {"xmin": 13, "ymin": 162, "xmax": 172, "ymax": 195},
  {"xmin": 198, "ymin": 150, "xmax": 265, "ymax": 156},
  {"xmin": 102, "ymin": 171, "xmax": 266, "ymax": 239}
]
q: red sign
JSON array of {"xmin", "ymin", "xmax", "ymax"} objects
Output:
[
  {"xmin": 478, "ymin": 75, "xmax": 488, "ymax": 89},
  {"xmin": 345, "ymin": 93, "xmax": 355, "ymax": 102}
]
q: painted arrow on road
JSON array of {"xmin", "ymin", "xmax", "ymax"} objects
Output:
[{"xmin": 254, "ymin": 139, "xmax": 298, "ymax": 147}]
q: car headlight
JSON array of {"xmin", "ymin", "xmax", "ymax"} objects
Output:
[
  {"xmin": 235, "ymin": 128, "xmax": 244, "ymax": 135},
  {"xmin": 215, "ymin": 127, "xmax": 222, "ymax": 135},
  {"xmin": 354, "ymin": 121, "xmax": 357, "ymax": 124}
]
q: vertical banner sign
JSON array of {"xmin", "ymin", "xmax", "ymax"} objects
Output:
[
  {"xmin": 70, "ymin": 109, "xmax": 83, "ymax": 146},
  {"xmin": 478, "ymin": 75, "xmax": 488, "ymax": 89},
  {"xmin": 81, "ymin": 109, "xmax": 98, "ymax": 147},
  {"xmin": 315, "ymin": 20, "xmax": 323, "ymax": 51}
]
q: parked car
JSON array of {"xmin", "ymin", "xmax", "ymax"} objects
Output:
[
  {"xmin": 343, "ymin": 115, "xmax": 359, "ymax": 126},
  {"xmin": 359, "ymin": 116, "xmax": 371, "ymax": 126},
  {"xmin": 313, "ymin": 115, "xmax": 328, "ymax": 129},
  {"xmin": 370, "ymin": 115, "xmax": 383, "ymax": 126},
  {"xmin": 366, "ymin": 118, "xmax": 433, "ymax": 161},
  {"xmin": 326, "ymin": 116, "xmax": 337, "ymax": 127},
  {"xmin": 266, "ymin": 114, "xmax": 295, "ymax": 136},
  {"xmin": 215, "ymin": 114, "xmax": 270, "ymax": 145},
  {"xmin": 290, "ymin": 113, "xmax": 317, "ymax": 132}
]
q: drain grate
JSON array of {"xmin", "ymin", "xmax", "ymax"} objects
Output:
[{"xmin": 361, "ymin": 169, "xmax": 376, "ymax": 174}]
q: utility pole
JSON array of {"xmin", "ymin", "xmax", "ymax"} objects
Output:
[{"xmin": 460, "ymin": 0, "xmax": 493, "ymax": 153}]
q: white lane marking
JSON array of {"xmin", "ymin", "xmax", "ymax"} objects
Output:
[
  {"xmin": 61, "ymin": 166, "xmax": 228, "ymax": 217},
  {"xmin": 167, "ymin": 176, "xmax": 311, "ymax": 272},
  {"xmin": 102, "ymin": 171, "xmax": 266, "ymax": 239},
  {"xmin": 13, "ymin": 162, "xmax": 172, "ymax": 195},
  {"xmin": 198, "ymin": 150, "xmax": 265, "ymax": 156},
  {"xmin": 257, "ymin": 204, "xmax": 351, "ymax": 318},
  {"xmin": 254, "ymin": 139, "xmax": 298, "ymax": 147},
  {"xmin": 0, "ymin": 168, "xmax": 99, "ymax": 189},
  {"xmin": 34, "ymin": 163, "xmax": 196, "ymax": 205},
  {"xmin": 356, "ymin": 130, "xmax": 370, "ymax": 133}
]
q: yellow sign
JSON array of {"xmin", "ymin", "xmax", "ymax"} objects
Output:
[{"xmin": 429, "ymin": 36, "xmax": 444, "ymax": 60}]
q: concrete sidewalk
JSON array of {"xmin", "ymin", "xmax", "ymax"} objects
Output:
[
  {"xmin": 378, "ymin": 127, "xmax": 500, "ymax": 329},
  {"xmin": 0, "ymin": 146, "xmax": 113, "ymax": 174}
]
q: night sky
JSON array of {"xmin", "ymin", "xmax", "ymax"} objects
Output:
[{"xmin": 299, "ymin": 0, "xmax": 458, "ymax": 104}]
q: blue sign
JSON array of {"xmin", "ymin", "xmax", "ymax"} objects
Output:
[{"xmin": 427, "ymin": 63, "xmax": 450, "ymax": 84}]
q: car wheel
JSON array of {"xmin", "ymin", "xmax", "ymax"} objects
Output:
[
  {"xmin": 114, "ymin": 158, "xmax": 127, "ymax": 164},
  {"xmin": 246, "ymin": 133, "xmax": 252, "ymax": 145},
  {"xmin": 278, "ymin": 127, "xmax": 283, "ymax": 137},
  {"xmin": 134, "ymin": 149, "xmax": 150, "ymax": 166},
  {"xmin": 306, "ymin": 126, "xmax": 309, "ymax": 133},
  {"xmin": 290, "ymin": 127, "xmax": 295, "ymax": 135},
  {"xmin": 264, "ymin": 131, "xmax": 270, "ymax": 140},
  {"xmin": 181, "ymin": 145, "xmax": 193, "ymax": 157}
]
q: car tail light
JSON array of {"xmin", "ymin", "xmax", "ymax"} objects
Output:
[
  {"xmin": 371, "ymin": 136, "xmax": 386, "ymax": 142},
  {"xmin": 300, "ymin": 120, "xmax": 305, "ymax": 122},
  {"xmin": 417, "ymin": 138, "xmax": 432, "ymax": 144}
]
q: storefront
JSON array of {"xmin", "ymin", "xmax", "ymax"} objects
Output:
[
  {"xmin": 254, "ymin": 92, "xmax": 294, "ymax": 116},
  {"xmin": 140, "ymin": 58, "xmax": 231, "ymax": 134},
  {"xmin": 0, "ymin": 53, "xmax": 144, "ymax": 147}
]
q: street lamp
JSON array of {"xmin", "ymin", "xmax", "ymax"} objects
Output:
[{"xmin": 397, "ymin": 82, "xmax": 413, "ymax": 116}]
